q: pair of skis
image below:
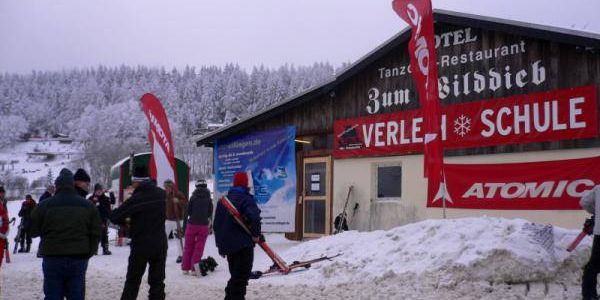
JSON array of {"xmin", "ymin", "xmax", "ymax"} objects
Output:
[{"xmin": 219, "ymin": 196, "xmax": 340, "ymax": 278}]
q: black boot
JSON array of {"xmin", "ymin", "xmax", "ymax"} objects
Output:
[
  {"xmin": 103, "ymin": 247, "xmax": 112, "ymax": 255},
  {"xmin": 25, "ymin": 243, "xmax": 31, "ymax": 253}
]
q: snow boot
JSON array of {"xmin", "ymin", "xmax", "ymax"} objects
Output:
[
  {"xmin": 25, "ymin": 243, "xmax": 31, "ymax": 253},
  {"xmin": 103, "ymin": 248, "xmax": 112, "ymax": 255},
  {"xmin": 18, "ymin": 248, "xmax": 25, "ymax": 253}
]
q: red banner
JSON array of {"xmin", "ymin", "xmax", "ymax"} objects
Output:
[
  {"xmin": 392, "ymin": 0, "xmax": 444, "ymax": 181},
  {"xmin": 334, "ymin": 85, "xmax": 598, "ymax": 158},
  {"xmin": 140, "ymin": 93, "xmax": 178, "ymax": 189},
  {"xmin": 427, "ymin": 156, "xmax": 600, "ymax": 210}
]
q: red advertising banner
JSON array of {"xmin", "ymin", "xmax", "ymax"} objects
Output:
[
  {"xmin": 391, "ymin": 0, "xmax": 444, "ymax": 181},
  {"xmin": 427, "ymin": 156, "xmax": 600, "ymax": 210},
  {"xmin": 140, "ymin": 93, "xmax": 178, "ymax": 189},
  {"xmin": 334, "ymin": 85, "xmax": 598, "ymax": 158}
]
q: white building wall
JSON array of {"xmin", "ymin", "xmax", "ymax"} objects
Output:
[{"xmin": 333, "ymin": 147, "xmax": 600, "ymax": 231}]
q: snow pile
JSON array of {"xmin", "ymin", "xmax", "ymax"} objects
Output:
[{"xmin": 267, "ymin": 217, "xmax": 589, "ymax": 286}]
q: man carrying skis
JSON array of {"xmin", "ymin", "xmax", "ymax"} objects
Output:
[
  {"xmin": 214, "ymin": 171, "xmax": 262, "ymax": 300},
  {"xmin": 17, "ymin": 194, "xmax": 36, "ymax": 253},
  {"xmin": 580, "ymin": 184, "xmax": 600, "ymax": 300},
  {"xmin": 110, "ymin": 166, "xmax": 167, "ymax": 300}
]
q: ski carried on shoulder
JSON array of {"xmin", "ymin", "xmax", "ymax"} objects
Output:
[{"xmin": 219, "ymin": 196, "xmax": 341, "ymax": 278}]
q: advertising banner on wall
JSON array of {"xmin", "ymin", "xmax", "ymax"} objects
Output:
[
  {"xmin": 334, "ymin": 85, "xmax": 598, "ymax": 158},
  {"xmin": 215, "ymin": 127, "xmax": 297, "ymax": 232},
  {"xmin": 427, "ymin": 156, "xmax": 600, "ymax": 210}
]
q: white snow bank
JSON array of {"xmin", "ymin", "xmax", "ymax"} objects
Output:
[{"xmin": 264, "ymin": 217, "xmax": 590, "ymax": 286}]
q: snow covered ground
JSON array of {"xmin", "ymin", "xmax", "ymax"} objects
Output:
[{"xmin": 0, "ymin": 198, "xmax": 593, "ymax": 299}]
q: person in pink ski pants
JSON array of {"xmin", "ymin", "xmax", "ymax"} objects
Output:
[{"xmin": 182, "ymin": 179, "xmax": 213, "ymax": 275}]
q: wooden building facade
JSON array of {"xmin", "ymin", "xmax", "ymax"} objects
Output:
[{"xmin": 196, "ymin": 10, "xmax": 600, "ymax": 240}]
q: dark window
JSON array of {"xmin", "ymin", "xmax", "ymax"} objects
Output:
[{"xmin": 377, "ymin": 166, "xmax": 402, "ymax": 198}]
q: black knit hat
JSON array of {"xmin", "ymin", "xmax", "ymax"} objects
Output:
[
  {"xmin": 55, "ymin": 168, "xmax": 75, "ymax": 187},
  {"xmin": 132, "ymin": 166, "xmax": 149, "ymax": 182},
  {"xmin": 73, "ymin": 168, "xmax": 91, "ymax": 182},
  {"xmin": 94, "ymin": 183, "xmax": 103, "ymax": 191}
]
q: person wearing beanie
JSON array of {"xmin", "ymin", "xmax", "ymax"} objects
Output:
[
  {"xmin": 73, "ymin": 168, "xmax": 91, "ymax": 198},
  {"xmin": 110, "ymin": 165, "xmax": 168, "ymax": 300},
  {"xmin": 88, "ymin": 183, "xmax": 112, "ymax": 255},
  {"xmin": 214, "ymin": 171, "xmax": 262, "ymax": 300},
  {"xmin": 30, "ymin": 168, "xmax": 102, "ymax": 300},
  {"xmin": 181, "ymin": 178, "xmax": 213, "ymax": 275},
  {"xmin": 17, "ymin": 194, "xmax": 37, "ymax": 253}
]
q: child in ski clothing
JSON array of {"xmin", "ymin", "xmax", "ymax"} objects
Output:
[
  {"xmin": 0, "ymin": 200, "xmax": 9, "ymax": 267},
  {"xmin": 214, "ymin": 171, "xmax": 262, "ymax": 300},
  {"xmin": 580, "ymin": 184, "xmax": 600, "ymax": 300},
  {"xmin": 17, "ymin": 194, "xmax": 37, "ymax": 252},
  {"xmin": 182, "ymin": 179, "xmax": 213, "ymax": 275}
]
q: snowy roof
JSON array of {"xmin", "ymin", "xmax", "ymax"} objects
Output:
[{"xmin": 196, "ymin": 9, "xmax": 600, "ymax": 147}]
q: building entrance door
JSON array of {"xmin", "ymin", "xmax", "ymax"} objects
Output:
[{"xmin": 302, "ymin": 156, "xmax": 331, "ymax": 237}]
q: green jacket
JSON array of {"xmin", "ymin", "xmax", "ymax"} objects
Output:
[{"xmin": 30, "ymin": 186, "xmax": 102, "ymax": 257}]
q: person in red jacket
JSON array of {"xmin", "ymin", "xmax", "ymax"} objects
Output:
[{"xmin": 0, "ymin": 198, "xmax": 9, "ymax": 267}]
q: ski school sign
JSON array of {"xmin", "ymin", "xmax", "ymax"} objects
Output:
[
  {"xmin": 428, "ymin": 156, "xmax": 600, "ymax": 210},
  {"xmin": 334, "ymin": 85, "xmax": 598, "ymax": 158}
]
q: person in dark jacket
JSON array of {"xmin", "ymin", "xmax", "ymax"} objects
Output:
[
  {"xmin": 73, "ymin": 168, "xmax": 91, "ymax": 198},
  {"xmin": 89, "ymin": 183, "xmax": 112, "ymax": 255},
  {"xmin": 30, "ymin": 168, "xmax": 102, "ymax": 300},
  {"xmin": 39, "ymin": 185, "xmax": 55, "ymax": 203},
  {"xmin": 214, "ymin": 171, "xmax": 262, "ymax": 300},
  {"xmin": 181, "ymin": 179, "xmax": 213, "ymax": 275},
  {"xmin": 109, "ymin": 166, "xmax": 167, "ymax": 300},
  {"xmin": 17, "ymin": 194, "xmax": 37, "ymax": 252}
]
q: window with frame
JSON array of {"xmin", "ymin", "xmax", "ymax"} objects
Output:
[{"xmin": 374, "ymin": 164, "xmax": 402, "ymax": 200}]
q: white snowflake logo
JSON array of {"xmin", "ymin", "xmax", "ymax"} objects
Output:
[{"xmin": 453, "ymin": 114, "xmax": 471, "ymax": 137}]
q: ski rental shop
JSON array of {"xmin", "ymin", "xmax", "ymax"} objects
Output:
[{"xmin": 195, "ymin": 10, "xmax": 600, "ymax": 240}]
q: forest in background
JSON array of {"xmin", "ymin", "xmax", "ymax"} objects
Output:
[{"xmin": 0, "ymin": 63, "xmax": 336, "ymax": 184}]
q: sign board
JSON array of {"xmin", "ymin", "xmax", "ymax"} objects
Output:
[{"xmin": 215, "ymin": 127, "xmax": 297, "ymax": 232}]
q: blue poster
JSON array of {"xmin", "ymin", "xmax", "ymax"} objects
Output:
[{"xmin": 215, "ymin": 126, "xmax": 296, "ymax": 232}]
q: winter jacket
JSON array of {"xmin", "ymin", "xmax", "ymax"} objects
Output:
[
  {"xmin": 0, "ymin": 204, "xmax": 8, "ymax": 240},
  {"xmin": 29, "ymin": 186, "xmax": 102, "ymax": 257},
  {"xmin": 109, "ymin": 180, "xmax": 167, "ymax": 256},
  {"xmin": 213, "ymin": 186, "xmax": 261, "ymax": 256},
  {"xmin": 166, "ymin": 189, "xmax": 188, "ymax": 221},
  {"xmin": 39, "ymin": 191, "xmax": 52, "ymax": 203},
  {"xmin": 18, "ymin": 198, "xmax": 37, "ymax": 229},
  {"xmin": 88, "ymin": 194, "xmax": 112, "ymax": 222},
  {"xmin": 580, "ymin": 185, "xmax": 600, "ymax": 235},
  {"xmin": 187, "ymin": 187, "xmax": 213, "ymax": 226}
]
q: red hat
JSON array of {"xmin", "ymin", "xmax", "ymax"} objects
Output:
[{"xmin": 233, "ymin": 171, "xmax": 248, "ymax": 188}]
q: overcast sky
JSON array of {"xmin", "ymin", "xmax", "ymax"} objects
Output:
[{"xmin": 1, "ymin": 0, "xmax": 599, "ymax": 74}]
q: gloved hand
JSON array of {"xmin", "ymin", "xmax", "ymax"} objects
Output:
[{"xmin": 584, "ymin": 216, "xmax": 595, "ymax": 235}]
